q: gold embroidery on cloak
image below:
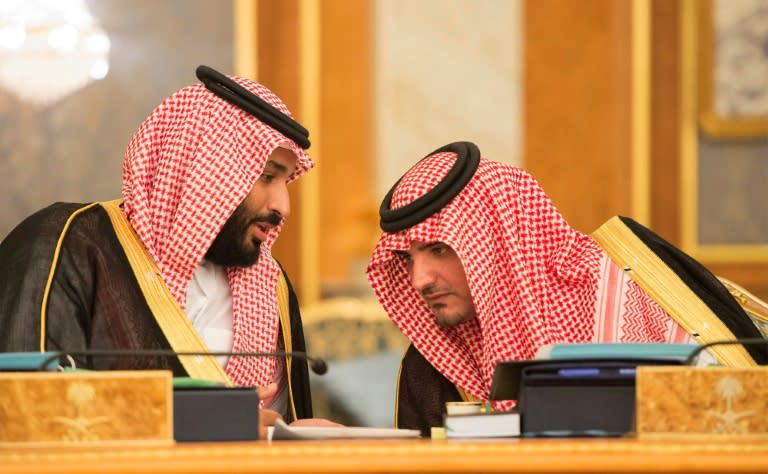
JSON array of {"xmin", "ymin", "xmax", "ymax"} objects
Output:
[
  {"xmin": 276, "ymin": 270, "xmax": 298, "ymax": 420},
  {"xmin": 101, "ymin": 200, "xmax": 232, "ymax": 385},
  {"xmin": 394, "ymin": 348, "xmax": 408, "ymax": 428},
  {"xmin": 40, "ymin": 203, "xmax": 101, "ymax": 351},
  {"xmin": 592, "ymin": 216, "xmax": 756, "ymax": 367}
]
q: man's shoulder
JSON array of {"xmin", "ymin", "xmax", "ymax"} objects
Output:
[
  {"xmin": 402, "ymin": 344, "xmax": 431, "ymax": 370},
  {"xmin": 2, "ymin": 202, "xmax": 114, "ymax": 250},
  {"xmin": 401, "ymin": 344, "xmax": 459, "ymax": 390},
  {"xmin": 272, "ymin": 258, "xmax": 296, "ymax": 289}
]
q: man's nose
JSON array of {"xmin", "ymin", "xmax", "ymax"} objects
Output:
[
  {"xmin": 409, "ymin": 256, "xmax": 436, "ymax": 292},
  {"xmin": 268, "ymin": 182, "xmax": 291, "ymax": 218}
]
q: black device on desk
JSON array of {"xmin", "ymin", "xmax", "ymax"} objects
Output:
[
  {"xmin": 490, "ymin": 358, "xmax": 681, "ymax": 437},
  {"xmin": 173, "ymin": 386, "xmax": 260, "ymax": 442}
]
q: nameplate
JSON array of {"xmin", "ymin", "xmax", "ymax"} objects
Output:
[
  {"xmin": 636, "ymin": 366, "xmax": 768, "ymax": 438},
  {"xmin": 0, "ymin": 371, "xmax": 173, "ymax": 447}
]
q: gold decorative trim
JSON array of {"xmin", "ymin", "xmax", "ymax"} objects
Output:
[
  {"xmin": 690, "ymin": 245, "xmax": 768, "ymax": 263},
  {"xmin": 456, "ymin": 387, "xmax": 479, "ymax": 403},
  {"xmin": 40, "ymin": 202, "xmax": 100, "ymax": 351},
  {"xmin": 718, "ymin": 276, "xmax": 768, "ymax": 337},
  {"xmin": 275, "ymin": 270, "xmax": 297, "ymax": 420},
  {"xmin": 299, "ymin": 0, "xmax": 321, "ymax": 305},
  {"xmin": 680, "ymin": 0, "xmax": 699, "ymax": 256},
  {"xmin": 631, "ymin": 0, "xmax": 651, "ymax": 225},
  {"xmin": 234, "ymin": 0, "xmax": 258, "ymax": 80},
  {"xmin": 394, "ymin": 348, "xmax": 406, "ymax": 428},
  {"xmin": 100, "ymin": 200, "xmax": 231, "ymax": 385},
  {"xmin": 718, "ymin": 276, "xmax": 768, "ymax": 323},
  {"xmin": 592, "ymin": 216, "xmax": 756, "ymax": 367}
]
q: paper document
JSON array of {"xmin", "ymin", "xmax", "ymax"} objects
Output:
[{"xmin": 269, "ymin": 419, "xmax": 421, "ymax": 441}]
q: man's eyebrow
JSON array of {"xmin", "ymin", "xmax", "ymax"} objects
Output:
[
  {"xmin": 416, "ymin": 242, "xmax": 441, "ymax": 251},
  {"xmin": 392, "ymin": 250, "xmax": 410, "ymax": 257},
  {"xmin": 264, "ymin": 159, "xmax": 290, "ymax": 175}
]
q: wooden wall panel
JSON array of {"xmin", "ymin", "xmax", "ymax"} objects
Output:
[
  {"xmin": 649, "ymin": 0, "xmax": 681, "ymax": 243},
  {"xmin": 524, "ymin": 0, "xmax": 633, "ymax": 233},
  {"xmin": 256, "ymin": 0, "xmax": 374, "ymax": 298},
  {"xmin": 256, "ymin": 0, "xmax": 304, "ymax": 293},
  {"xmin": 318, "ymin": 0, "xmax": 374, "ymax": 289}
]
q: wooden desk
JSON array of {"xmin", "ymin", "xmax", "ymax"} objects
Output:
[{"xmin": 2, "ymin": 438, "xmax": 768, "ymax": 473}]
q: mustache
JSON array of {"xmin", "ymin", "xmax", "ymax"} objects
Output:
[
  {"xmin": 420, "ymin": 285, "xmax": 451, "ymax": 299},
  {"xmin": 247, "ymin": 211, "xmax": 282, "ymax": 227}
]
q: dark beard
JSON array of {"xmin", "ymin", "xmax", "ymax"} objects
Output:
[{"xmin": 205, "ymin": 204, "xmax": 282, "ymax": 268}]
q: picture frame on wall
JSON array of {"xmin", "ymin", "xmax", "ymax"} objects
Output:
[{"xmin": 697, "ymin": 0, "xmax": 768, "ymax": 138}]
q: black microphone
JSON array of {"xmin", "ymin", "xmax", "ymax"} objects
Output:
[
  {"xmin": 684, "ymin": 337, "xmax": 768, "ymax": 365},
  {"xmin": 39, "ymin": 350, "xmax": 328, "ymax": 376}
]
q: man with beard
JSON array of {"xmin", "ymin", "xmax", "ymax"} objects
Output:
[
  {"xmin": 0, "ymin": 66, "xmax": 319, "ymax": 428},
  {"xmin": 367, "ymin": 141, "xmax": 767, "ymax": 436}
]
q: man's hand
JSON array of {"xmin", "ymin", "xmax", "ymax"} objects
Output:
[
  {"xmin": 259, "ymin": 408, "xmax": 282, "ymax": 439},
  {"xmin": 256, "ymin": 382, "xmax": 278, "ymax": 401},
  {"xmin": 256, "ymin": 383, "xmax": 281, "ymax": 439},
  {"xmin": 255, "ymin": 383, "xmax": 343, "ymax": 437}
]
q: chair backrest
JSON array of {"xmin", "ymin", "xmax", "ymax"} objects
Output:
[
  {"xmin": 718, "ymin": 276, "xmax": 768, "ymax": 337},
  {"xmin": 301, "ymin": 297, "xmax": 408, "ymax": 360},
  {"xmin": 300, "ymin": 297, "xmax": 409, "ymax": 427}
]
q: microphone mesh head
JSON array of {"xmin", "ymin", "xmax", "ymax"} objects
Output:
[{"xmin": 310, "ymin": 359, "xmax": 328, "ymax": 375}]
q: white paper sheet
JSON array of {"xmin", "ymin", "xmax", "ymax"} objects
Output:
[{"xmin": 269, "ymin": 419, "xmax": 421, "ymax": 441}]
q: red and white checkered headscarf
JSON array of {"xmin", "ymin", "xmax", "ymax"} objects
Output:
[
  {"xmin": 122, "ymin": 75, "xmax": 313, "ymax": 387},
  {"xmin": 367, "ymin": 150, "xmax": 692, "ymax": 406}
]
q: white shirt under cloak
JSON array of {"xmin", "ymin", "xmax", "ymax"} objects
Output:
[{"xmin": 185, "ymin": 260, "xmax": 288, "ymax": 417}]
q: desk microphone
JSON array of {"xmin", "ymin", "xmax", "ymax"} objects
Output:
[
  {"xmin": 684, "ymin": 337, "xmax": 768, "ymax": 366},
  {"xmin": 39, "ymin": 350, "xmax": 328, "ymax": 375}
]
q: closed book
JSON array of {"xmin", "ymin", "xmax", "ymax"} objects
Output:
[
  {"xmin": 0, "ymin": 352, "xmax": 59, "ymax": 371},
  {"xmin": 535, "ymin": 343, "xmax": 699, "ymax": 362},
  {"xmin": 444, "ymin": 411, "xmax": 520, "ymax": 438}
]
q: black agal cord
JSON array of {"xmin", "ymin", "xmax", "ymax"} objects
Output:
[
  {"xmin": 379, "ymin": 141, "xmax": 480, "ymax": 232},
  {"xmin": 195, "ymin": 65, "xmax": 310, "ymax": 150}
]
